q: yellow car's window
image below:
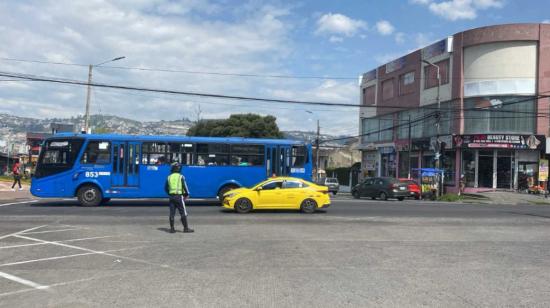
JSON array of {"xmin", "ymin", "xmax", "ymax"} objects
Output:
[
  {"xmin": 282, "ymin": 181, "xmax": 305, "ymax": 189},
  {"xmin": 262, "ymin": 181, "xmax": 283, "ymax": 190}
]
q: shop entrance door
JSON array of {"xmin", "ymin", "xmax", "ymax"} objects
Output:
[
  {"xmin": 478, "ymin": 151, "xmax": 494, "ymax": 188},
  {"xmin": 496, "ymin": 151, "xmax": 513, "ymax": 189}
]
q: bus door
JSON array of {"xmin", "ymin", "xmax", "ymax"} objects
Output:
[
  {"xmin": 266, "ymin": 145, "xmax": 291, "ymax": 177},
  {"xmin": 112, "ymin": 141, "xmax": 140, "ymax": 187}
]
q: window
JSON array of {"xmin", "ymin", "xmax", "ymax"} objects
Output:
[
  {"xmin": 382, "ymin": 78, "xmax": 394, "ymax": 100},
  {"xmin": 35, "ymin": 139, "xmax": 84, "ymax": 179},
  {"xmin": 262, "ymin": 181, "xmax": 283, "ymax": 190},
  {"xmin": 291, "ymin": 146, "xmax": 307, "ymax": 168},
  {"xmin": 230, "ymin": 144, "xmax": 264, "ymax": 166},
  {"xmin": 424, "ymin": 59, "xmax": 449, "ymax": 89},
  {"xmin": 283, "ymin": 180, "xmax": 306, "ymax": 188},
  {"xmin": 463, "ymin": 96, "xmax": 535, "ymax": 134},
  {"xmin": 441, "ymin": 150, "xmax": 455, "ymax": 186},
  {"xmin": 399, "ymin": 71, "xmax": 416, "ymax": 96},
  {"xmin": 462, "ymin": 150, "xmax": 476, "ymax": 187},
  {"xmin": 168, "ymin": 143, "xmax": 194, "ymax": 165},
  {"xmin": 363, "ymin": 85, "xmax": 376, "ymax": 105},
  {"xmin": 362, "ymin": 118, "xmax": 380, "ymax": 143},
  {"xmin": 379, "ymin": 115, "xmax": 394, "ymax": 141},
  {"xmin": 142, "ymin": 142, "xmax": 168, "ymax": 165},
  {"xmin": 197, "ymin": 143, "xmax": 230, "ymax": 166},
  {"xmin": 81, "ymin": 141, "xmax": 111, "ymax": 164}
]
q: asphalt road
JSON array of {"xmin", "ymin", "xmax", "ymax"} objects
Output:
[{"xmin": 1, "ymin": 196, "xmax": 550, "ymax": 307}]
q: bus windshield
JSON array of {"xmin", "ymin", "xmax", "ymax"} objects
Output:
[{"xmin": 35, "ymin": 138, "xmax": 84, "ymax": 178}]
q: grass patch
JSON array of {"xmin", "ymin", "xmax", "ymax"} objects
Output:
[
  {"xmin": 527, "ymin": 200, "xmax": 550, "ymax": 205},
  {"xmin": 437, "ymin": 193, "xmax": 464, "ymax": 202}
]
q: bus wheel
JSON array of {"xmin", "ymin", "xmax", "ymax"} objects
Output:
[
  {"xmin": 77, "ymin": 185, "xmax": 102, "ymax": 207},
  {"xmin": 301, "ymin": 198, "xmax": 317, "ymax": 214},
  {"xmin": 235, "ymin": 198, "xmax": 252, "ymax": 213},
  {"xmin": 218, "ymin": 184, "xmax": 239, "ymax": 203}
]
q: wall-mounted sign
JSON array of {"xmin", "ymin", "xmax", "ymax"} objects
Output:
[
  {"xmin": 385, "ymin": 56, "xmax": 407, "ymax": 74},
  {"xmin": 455, "ymin": 134, "xmax": 543, "ymax": 149},
  {"xmin": 422, "ymin": 39, "xmax": 447, "ymax": 59},
  {"xmin": 361, "ymin": 69, "xmax": 377, "ymax": 84}
]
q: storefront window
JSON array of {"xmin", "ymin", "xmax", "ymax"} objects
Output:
[
  {"xmin": 441, "ymin": 150, "xmax": 455, "ymax": 185},
  {"xmin": 399, "ymin": 151, "xmax": 409, "ymax": 178},
  {"xmin": 422, "ymin": 154, "xmax": 435, "ymax": 169},
  {"xmin": 464, "ymin": 96, "xmax": 535, "ymax": 134},
  {"xmin": 462, "ymin": 150, "xmax": 475, "ymax": 187},
  {"xmin": 381, "ymin": 153, "xmax": 396, "ymax": 177}
]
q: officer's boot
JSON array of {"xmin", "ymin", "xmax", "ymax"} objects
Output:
[
  {"xmin": 181, "ymin": 216, "xmax": 194, "ymax": 233},
  {"xmin": 169, "ymin": 218, "xmax": 176, "ymax": 233}
]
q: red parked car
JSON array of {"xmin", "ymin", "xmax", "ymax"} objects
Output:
[{"xmin": 399, "ymin": 178, "xmax": 421, "ymax": 200}]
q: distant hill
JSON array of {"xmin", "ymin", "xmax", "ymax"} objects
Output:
[{"xmin": 0, "ymin": 113, "xmax": 355, "ymax": 152}]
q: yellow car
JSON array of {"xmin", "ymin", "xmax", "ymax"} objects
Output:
[{"xmin": 222, "ymin": 177, "xmax": 331, "ymax": 213}]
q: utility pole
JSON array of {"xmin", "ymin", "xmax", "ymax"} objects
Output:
[
  {"xmin": 423, "ymin": 60, "xmax": 442, "ymax": 197},
  {"xmin": 408, "ymin": 114, "xmax": 412, "ymax": 179},
  {"xmin": 83, "ymin": 56, "xmax": 126, "ymax": 133},
  {"xmin": 6, "ymin": 138, "xmax": 9, "ymax": 176},
  {"xmin": 84, "ymin": 65, "xmax": 93, "ymax": 133}
]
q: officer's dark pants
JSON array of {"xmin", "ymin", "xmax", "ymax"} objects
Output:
[{"xmin": 168, "ymin": 194, "xmax": 189, "ymax": 229}]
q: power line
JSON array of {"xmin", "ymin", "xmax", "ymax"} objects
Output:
[
  {"xmin": 1, "ymin": 70, "xmax": 549, "ymax": 114},
  {"xmin": 0, "ymin": 56, "xmax": 544, "ymax": 81},
  {"xmin": 324, "ymin": 112, "xmax": 550, "ymax": 143},
  {"xmin": 0, "ymin": 57, "xmax": 355, "ymax": 80}
]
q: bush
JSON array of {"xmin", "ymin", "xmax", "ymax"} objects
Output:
[{"xmin": 437, "ymin": 193, "xmax": 463, "ymax": 202}]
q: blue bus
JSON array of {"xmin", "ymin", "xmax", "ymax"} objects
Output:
[{"xmin": 31, "ymin": 133, "xmax": 312, "ymax": 206}]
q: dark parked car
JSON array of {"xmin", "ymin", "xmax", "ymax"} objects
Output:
[
  {"xmin": 317, "ymin": 177, "xmax": 340, "ymax": 195},
  {"xmin": 351, "ymin": 177, "xmax": 409, "ymax": 201}
]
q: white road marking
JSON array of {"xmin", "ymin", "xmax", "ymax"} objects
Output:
[
  {"xmin": 0, "ymin": 225, "xmax": 47, "ymax": 241},
  {"xmin": 22, "ymin": 228, "xmax": 81, "ymax": 235},
  {"xmin": 0, "ymin": 235, "xmax": 116, "ymax": 250},
  {"xmin": 0, "ymin": 200, "xmax": 38, "ymax": 207},
  {"xmin": 12, "ymin": 234, "xmax": 172, "ymax": 269},
  {"xmin": 0, "ymin": 245, "xmax": 152, "ymax": 267},
  {"xmin": 0, "ymin": 271, "xmax": 49, "ymax": 290}
]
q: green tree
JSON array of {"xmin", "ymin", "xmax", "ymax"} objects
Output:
[{"xmin": 187, "ymin": 114, "xmax": 283, "ymax": 138}]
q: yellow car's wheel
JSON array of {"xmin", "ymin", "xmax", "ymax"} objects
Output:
[
  {"xmin": 300, "ymin": 198, "xmax": 317, "ymax": 214},
  {"xmin": 235, "ymin": 198, "xmax": 253, "ymax": 213}
]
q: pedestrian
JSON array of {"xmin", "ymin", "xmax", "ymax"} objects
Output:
[
  {"xmin": 165, "ymin": 163, "xmax": 194, "ymax": 234},
  {"xmin": 11, "ymin": 159, "xmax": 22, "ymax": 191}
]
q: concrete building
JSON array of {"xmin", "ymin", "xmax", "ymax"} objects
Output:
[{"xmin": 358, "ymin": 23, "xmax": 550, "ymax": 192}]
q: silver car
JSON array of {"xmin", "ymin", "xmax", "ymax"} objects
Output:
[{"xmin": 318, "ymin": 177, "xmax": 339, "ymax": 195}]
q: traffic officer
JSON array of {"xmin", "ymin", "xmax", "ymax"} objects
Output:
[{"xmin": 165, "ymin": 163, "xmax": 194, "ymax": 233}]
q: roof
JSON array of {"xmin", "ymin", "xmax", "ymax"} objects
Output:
[{"xmin": 50, "ymin": 133, "xmax": 308, "ymax": 146}]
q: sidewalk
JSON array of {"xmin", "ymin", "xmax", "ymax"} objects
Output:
[
  {"xmin": 471, "ymin": 191, "xmax": 550, "ymax": 206},
  {"xmin": 0, "ymin": 180, "xmax": 32, "ymax": 200}
]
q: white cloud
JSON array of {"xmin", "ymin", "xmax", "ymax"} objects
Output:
[
  {"xmin": 394, "ymin": 32, "xmax": 405, "ymax": 44},
  {"xmin": 329, "ymin": 36, "xmax": 344, "ymax": 43},
  {"xmin": 375, "ymin": 20, "xmax": 395, "ymax": 36},
  {"xmin": 412, "ymin": 0, "xmax": 505, "ymax": 21},
  {"xmin": 315, "ymin": 13, "xmax": 367, "ymax": 37},
  {"xmin": 543, "ymin": 20, "xmax": 550, "ymax": 24},
  {"xmin": 0, "ymin": 1, "xmax": 362, "ymax": 133}
]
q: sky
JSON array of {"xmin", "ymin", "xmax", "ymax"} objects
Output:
[{"xmin": 0, "ymin": 0, "xmax": 549, "ymax": 136}]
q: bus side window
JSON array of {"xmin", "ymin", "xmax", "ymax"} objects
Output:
[
  {"xmin": 80, "ymin": 141, "xmax": 111, "ymax": 165},
  {"xmin": 143, "ymin": 142, "xmax": 168, "ymax": 165}
]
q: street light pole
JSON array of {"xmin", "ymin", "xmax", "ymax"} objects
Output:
[
  {"xmin": 83, "ymin": 56, "xmax": 126, "ymax": 133},
  {"xmin": 305, "ymin": 110, "xmax": 321, "ymax": 181},
  {"xmin": 423, "ymin": 59, "xmax": 442, "ymax": 196}
]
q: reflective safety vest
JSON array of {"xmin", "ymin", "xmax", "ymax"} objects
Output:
[{"xmin": 168, "ymin": 173, "xmax": 186, "ymax": 195}]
